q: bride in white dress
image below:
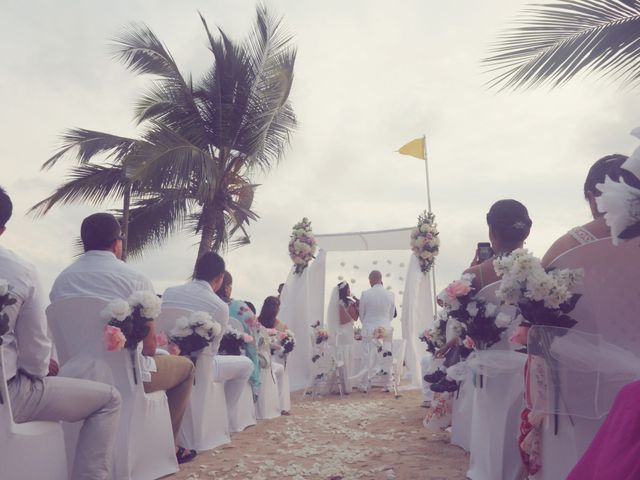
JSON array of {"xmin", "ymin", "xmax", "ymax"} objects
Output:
[{"xmin": 326, "ymin": 281, "xmax": 359, "ymax": 392}]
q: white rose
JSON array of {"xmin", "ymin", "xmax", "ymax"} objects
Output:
[
  {"xmin": 189, "ymin": 311, "xmax": 212, "ymax": 326},
  {"xmin": 495, "ymin": 312, "xmax": 512, "ymax": 328},
  {"xmin": 170, "ymin": 316, "xmax": 192, "ymax": 338},
  {"xmin": 420, "ymin": 224, "xmax": 429, "ymax": 233},
  {"xmin": 466, "ymin": 301, "xmax": 479, "ymax": 317},
  {"xmin": 0, "ymin": 279, "xmax": 9, "ymax": 296},
  {"xmin": 485, "ymin": 303, "xmax": 498, "ymax": 317},
  {"xmin": 103, "ymin": 298, "xmax": 131, "ymax": 321}
]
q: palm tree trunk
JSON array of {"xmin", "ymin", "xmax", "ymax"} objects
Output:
[
  {"xmin": 196, "ymin": 201, "xmax": 217, "ymax": 264},
  {"xmin": 121, "ymin": 182, "xmax": 131, "ymax": 262}
]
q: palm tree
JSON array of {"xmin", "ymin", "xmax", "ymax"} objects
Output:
[
  {"xmin": 31, "ymin": 5, "xmax": 297, "ymax": 263},
  {"xmin": 483, "ymin": 0, "xmax": 640, "ymax": 90}
]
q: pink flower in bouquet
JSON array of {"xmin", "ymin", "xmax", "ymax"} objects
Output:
[
  {"xmin": 510, "ymin": 325, "xmax": 530, "ymax": 346},
  {"xmin": 422, "ymin": 329, "xmax": 432, "ymax": 339},
  {"xmin": 265, "ymin": 328, "xmax": 278, "ymax": 336},
  {"xmin": 278, "ymin": 331, "xmax": 288, "ymax": 341},
  {"xmin": 242, "ymin": 333, "xmax": 254, "ymax": 344},
  {"xmin": 463, "ymin": 336, "xmax": 475, "ymax": 349},
  {"xmin": 245, "ymin": 315, "xmax": 258, "ymax": 327},
  {"xmin": 156, "ymin": 331, "xmax": 168, "ymax": 346},
  {"xmin": 104, "ymin": 325, "xmax": 126, "ymax": 352},
  {"xmin": 445, "ymin": 280, "xmax": 471, "ymax": 299},
  {"xmin": 168, "ymin": 343, "xmax": 181, "ymax": 355}
]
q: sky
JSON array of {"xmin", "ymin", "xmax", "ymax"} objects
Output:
[{"xmin": 1, "ymin": 0, "xmax": 639, "ymax": 311}]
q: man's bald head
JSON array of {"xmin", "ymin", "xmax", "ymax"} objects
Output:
[{"xmin": 369, "ymin": 270, "xmax": 382, "ymax": 286}]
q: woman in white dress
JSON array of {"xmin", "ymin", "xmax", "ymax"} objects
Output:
[{"xmin": 326, "ymin": 281, "xmax": 359, "ymax": 392}]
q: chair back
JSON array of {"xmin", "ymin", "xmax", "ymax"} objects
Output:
[
  {"xmin": 47, "ymin": 298, "xmax": 141, "ymax": 397},
  {"xmin": 229, "ymin": 317, "xmax": 244, "ymax": 332}
]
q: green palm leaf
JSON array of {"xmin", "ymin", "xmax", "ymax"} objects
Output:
[{"xmin": 484, "ymin": 0, "xmax": 640, "ymax": 90}]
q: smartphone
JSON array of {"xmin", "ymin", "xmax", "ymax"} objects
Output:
[{"xmin": 477, "ymin": 242, "xmax": 493, "ymax": 262}]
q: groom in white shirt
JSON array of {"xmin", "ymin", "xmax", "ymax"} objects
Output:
[{"xmin": 359, "ymin": 270, "xmax": 395, "ymax": 335}]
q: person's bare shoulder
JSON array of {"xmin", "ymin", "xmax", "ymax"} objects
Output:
[{"xmin": 542, "ymin": 233, "xmax": 579, "ymax": 267}]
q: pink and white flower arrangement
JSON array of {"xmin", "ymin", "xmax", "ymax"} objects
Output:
[
  {"xmin": 410, "ymin": 211, "xmax": 440, "ymax": 273},
  {"xmin": 219, "ymin": 327, "xmax": 252, "ymax": 356},
  {"xmin": 168, "ymin": 311, "xmax": 221, "ymax": 357},
  {"xmin": 0, "ymin": 279, "xmax": 16, "ymax": 345},
  {"xmin": 101, "ymin": 290, "xmax": 161, "ymax": 351},
  {"xmin": 288, "ymin": 217, "xmax": 317, "ymax": 275},
  {"xmin": 104, "ymin": 325, "xmax": 126, "ymax": 352}
]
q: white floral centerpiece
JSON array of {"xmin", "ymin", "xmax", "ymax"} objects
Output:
[
  {"xmin": 102, "ymin": 291, "xmax": 161, "ymax": 352},
  {"xmin": 0, "ymin": 279, "xmax": 16, "ymax": 346},
  {"xmin": 410, "ymin": 211, "xmax": 440, "ymax": 273},
  {"xmin": 168, "ymin": 311, "xmax": 221, "ymax": 359},
  {"xmin": 289, "ymin": 217, "xmax": 317, "ymax": 275}
]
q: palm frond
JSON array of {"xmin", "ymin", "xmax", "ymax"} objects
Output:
[
  {"xmin": 483, "ymin": 0, "xmax": 640, "ymax": 90},
  {"xmin": 28, "ymin": 164, "xmax": 128, "ymax": 218},
  {"xmin": 43, "ymin": 128, "xmax": 138, "ymax": 170}
]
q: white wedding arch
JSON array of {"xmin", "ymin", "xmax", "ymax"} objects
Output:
[{"xmin": 279, "ymin": 227, "xmax": 435, "ymax": 391}]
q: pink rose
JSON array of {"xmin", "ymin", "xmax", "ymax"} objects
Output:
[
  {"xmin": 245, "ymin": 315, "xmax": 258, "ymax": 327},
  {"xmin": 156, "ymin": 331, "xmax": 168, "ymax": 346},
  {"xmin": 510, "ymin": 325, "xmax": 530, "ymax": 346},
  {"xmin": 104, "ymin": 325, "xmax": 126, "ymax": 352},
  {"xmin": 266, "ymin": 328, "xmax": 278, "ymax": 336},
  {"xmin": 463, "ymin": 336, "xmax": 475, "ymax": 349},
  {"xmin": 445, "ymin": 280, "xmax": 471, "ymax": 299},
  {"xmin": 168, "ymin": 343, "xmax": 181, "ymax": 355},
  {"xmin": 278, "ymin": 331, "xmax": 288, "ymax": 341},
  {"xmin": 242, "ymin": 333, "xmax": 254, "ymax": 344}
]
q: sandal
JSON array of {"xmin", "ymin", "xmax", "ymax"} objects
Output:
[{"xmin": 176, "ymin": 447, "xmax": 197, "ymax": 464}]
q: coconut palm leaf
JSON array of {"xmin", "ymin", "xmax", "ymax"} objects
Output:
[
  {"xmin": 29, "ymin": 164, "xmax": 128, "ymax": 217},
  {"xmin": 42, "ymin": 128, "xmax": 138, "ymax": 170},
  {"xmin": 484, "ymin": 0, "xmax": 640, "ymax": 90}
]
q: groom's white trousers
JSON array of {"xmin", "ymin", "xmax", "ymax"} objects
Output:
[
  {"xmin": 8, "ymin": 373, "xmax": 121, "ymax": 480},
  {"xmin": 212, "ymin": 355, "xmax": 253, "ymax": 423}
]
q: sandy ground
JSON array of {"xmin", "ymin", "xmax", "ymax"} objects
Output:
[{"xmin": 171, "ymin": 388, "xmax": 469, "ymax": 480}]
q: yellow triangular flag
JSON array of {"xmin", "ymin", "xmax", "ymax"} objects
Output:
[{"xmin": 397, "ymin": 137, "xmax": 425, "ymax": 160}]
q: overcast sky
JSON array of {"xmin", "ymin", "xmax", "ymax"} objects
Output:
[{"xmin": 2, "ymin": 0, "xmax": 639, "ymax": 309}]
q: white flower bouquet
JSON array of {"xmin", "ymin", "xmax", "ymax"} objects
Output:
[
  {"xmin": 410, "ymin": 211, "xmax": 440, "ymax": 273},
  {"xmin": 218, "ymin": 327, "xmax": 254, "ymax": 356},
  {"xmin": 102, "ymin": 290, "xmax": 162, "ymax": 352},
  {"xmin": 288, "ymin": 217, "xmax": 317, "ymax": 275},
  {"xmin": 0, "ymin": 279, "xmax": 16, "ymax": 345},
  {"xmin": 168, "ymin": 311, "xmax": 221, "ymax": 358}
]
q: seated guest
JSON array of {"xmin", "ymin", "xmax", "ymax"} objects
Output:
[
  {"xmin": 162, "ymin": 255, "xmax": 254, "ymax": 429},
  {"xmin": 0, "ymin": 188, "xmax": 122, "ymax": 479},
  {"xmin": 50, "ymin": 212, "xmax": 196, "ymax": 464},
  {"xmin": 542, "ymin": 154, "xmax": 627, "ymax": 266},
  {"xmin": 258, "ymin": 296, "xmax": 291, "ymax": 415},
  {"xmin": 214, "ymin": 271, "xmax": 261, "ymax": 399}
]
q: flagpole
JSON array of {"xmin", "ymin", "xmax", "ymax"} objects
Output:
[{"xmin": 423, "ymin": 135, "xmax": 438, "ymax": 319}]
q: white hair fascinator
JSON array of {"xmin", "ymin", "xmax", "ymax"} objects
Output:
[{"xmin": 596, "ymin": 128, "xmax": 640, "ymax": 245}]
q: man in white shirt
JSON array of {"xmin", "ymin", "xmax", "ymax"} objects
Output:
[
  {"xmin": 50, "ymin": 212, "xmax": 197, "ymax": 464},
  {"xmin": 358, "ymin": 270, "xmax": 396, "ymax": 390},
  {"xmin": 162, "ymin": 254, "xmax": 254, "ymax": 432},
  {"xmin": 0, "ymin": 188, "xmax": 121, "ymax": 480},
  {"xmin": 359, "ymin": 270, "xmax": 395, "ymax": 335}
]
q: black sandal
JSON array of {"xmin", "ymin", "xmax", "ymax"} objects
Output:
[{"xmin": 176, "ymin": 447, "xmax": 197, "ymax": 464}]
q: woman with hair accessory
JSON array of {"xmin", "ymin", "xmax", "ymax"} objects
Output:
[
  {"xmin": 542, "ymin": 154, "xmax": 628, "ymax": 266},
  {"xmin": 326, "ymin": 281, "xmax": 359, "ymax": 392}
]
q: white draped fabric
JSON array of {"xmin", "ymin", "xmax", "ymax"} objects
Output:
[{"xmin": 400, "ymin": 254, "xmax": 434, "ymax": 386}]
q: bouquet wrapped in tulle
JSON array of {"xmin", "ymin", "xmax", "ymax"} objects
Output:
[
  {"xmin": 102, "ymin": 291, "xmax": 161, "ymax": 352},
  {"xmin": 168, "ymin": 311, "xmax": 221, "ymax": 358},
  {"xmin": 218, "ymin": 327, "xmax": 254, "ymax": 356}
]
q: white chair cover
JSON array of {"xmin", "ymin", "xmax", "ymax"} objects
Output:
[
  {"xmin": 226, "ymin": 317, "xmax": 256, "ymax": 432},
  {"xmin": 255, "ymin": 333, "xmax": 282, "ymax": 419},
  {"xmin": 305, "ymin": 333, "xmax": 345, "ymax": 399},
  {"xmin": 47, "ymin": 298, "xmax": 177, "ymax": 480},
  {"xmin": 532, "ymin": 236, "xmax": 640, "ymax": 480},
  {"xmin": 156, "ymin": 307, "xmax": 230, "ymax": 450},
  {"xmin": 0, "ymin": 347, "xmax": 68, "ymax": 480},
  {"xmin": 465, "ymin": 283, "xmax": 525, "ymax": 480},
  {"xmin": 450, "ymin": 370, "xmax": 474, "ymax": 452}
]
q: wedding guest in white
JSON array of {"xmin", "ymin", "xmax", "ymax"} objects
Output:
[
  {"xmin": 359, "ymin": 270, "xmax": 394, "ymax": 335},
  {"xmin": 162, "ymin": 258, "xmax": 254, "ymax": 429},
  {"xmin": 0, "ymin": 188, "xmax": 122, "ymax": 480},
  {"xmin": 50, "ymin": 212, "xmax": 197, "ymax": 464},
  {"xmin": 542, "ymin": 154, "xmax": 627, "ymax": 266},
  {"xmin": 257, "ymin": 296, "xmax": 291, "ymax": 415}
]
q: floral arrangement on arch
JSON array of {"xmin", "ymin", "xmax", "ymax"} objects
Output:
[
  {"xmin": 493, "ymin": 249, "xmax": 583, "ymax": 345},
  {"xmin": 102, "ymin": 291, "xmax": 162, "ymax": 353},
  {"xmin": 168, "ymin": 311, "xmax": 221, "ymax": 359},
  {"xmin": 218, "ymin": 327, "xmax": 254, "ymax": 356},
  {"xmin": 288, "ymin": 217, "xmax": 317, "ymax": 275},
  {"xmin": 410, "ymin": 211, "xmax": 440, "ymax": 274},
  {"xmin": 0, "ymin": 280, "xmax": 16, "ymax": 345}
]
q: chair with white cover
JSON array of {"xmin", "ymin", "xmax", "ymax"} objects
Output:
[
  {"xmin": 466, "ymin": 282, "xmax": 525, "ymax": 480},
  {"xmin": 226, "ymin": 317, "xmax": 256, "ymax": 432},
  {"xmin": 366, "ymin": 327, "xmax": 397, "ymax": 395},
  {"xmin": 255, "ymin": 336, "xmax": 282, "ymax": 419},
  {"xmin": 156, "ymin": 307, "xmax": 231, "ymax": 450},
  {"xmin": 305, "ymin": 333, "xmax": 345, "ymax": 399},
  {"xmin": 531, "ymin": 237, "xmax": 640, "ymax": 480},
  {"xmin": 0, "ymin": 347, "xmax": 68, "ymax": 480},
  {"xmin": 47, "ymin": 297, "xmax": 177, "ymax": 480},
  {"xmin": 450, "ymin": 368, "xmax": 474, "ymax": 452}
]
